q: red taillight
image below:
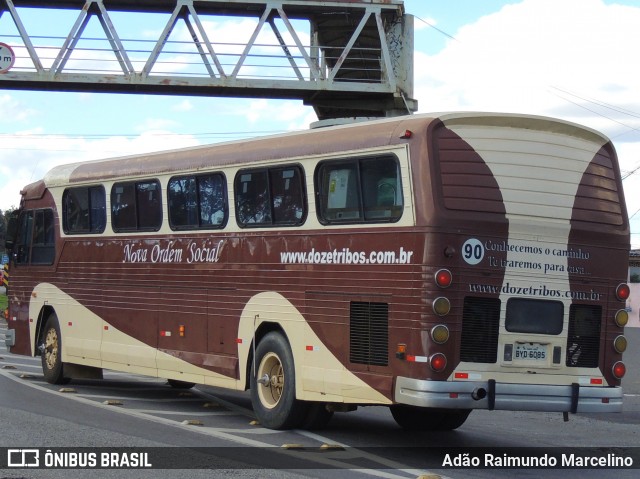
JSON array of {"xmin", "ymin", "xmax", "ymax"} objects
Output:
[
  {"xmin": 612, "ymin": 361, "xmax": 626, "ymax": 379},
  {"xmin": 430, "ymin": 353, "xmax": 447, "ymax": 372},
  {"xmin": 435, "ymin": 269, "xmax": 452, "ymax": 288},
  {"xmin": 616, "ymin": 283, "xmax": 630, "ymax": 301}
]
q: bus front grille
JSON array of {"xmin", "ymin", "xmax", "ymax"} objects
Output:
[{"xmin": 460, "ymin": 296, "xmax": 500, "ymax": 364}]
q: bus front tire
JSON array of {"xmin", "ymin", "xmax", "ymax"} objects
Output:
[
  {"xmin": 390, "ymin": 405, "xmax": 471, "ymax": 431},
  {"xmin": 250, "ymin": 332, "xmax": 306, "ymax": 430},
  {"xmin": 40, "ymin": 313, "xmax": 69, "ymax": 385}
]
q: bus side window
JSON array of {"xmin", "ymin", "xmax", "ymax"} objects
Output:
[
  {"xmin": 318, "ymin": 163, "xmax": 361, "ymax": 222},
  {"xmin": 137, "ymin": 181, "xmax": 162, "ymax": 230},
  {"xmin": 168, "ymin": 173, "xmax": 227, "ymax": 230},
  {"xmin": 31, "ymin": 209, "xmax": 55, "ymax": 265},
  {"xmin": 111, "ymin": 180, "xmax": 162, "ymax": 232},
  {"xmin": 89, "ymin": 186, "xmax": 106, "ymax": 233},
  {"xmin": 64, "ymin": 188, "xmax": 90, "ymax": 232},
  {"xmin": 63, "ymin": 185, "xmax": 106, "ymax": 234},
  {"xmin": 235, "ymin": 170, "xmax": 272, "ymax": 226},
  {"xmin": 14, "ymin": 209, "xmax": 55, "ymax": 265},
  {"xmin": 168, "ymin": 177, "xmax": 198, "ymax": 228},
  {"xmin": 235, "ymin": 166, "xmax": 306, "ymax": 227},
  {"xmin": 270, "ymin": 167, "xmax": 306, "ymax": 225},
  {"xmin": 316, "ymin": 155, "xmax": 403, "ymax": 224},
  {"xmin": 198, "ymin": 174, "xmax": 227, "ymax": 227},
  {"xmin": 15, "ymin": 210, "xmax": 34, "ymax": 264},
  {"xmin": 112, "ymin": 183, "xmax": 137, "ymax": 232},
  {"xmin": 361, "ymin": 157, "xmax": 403, "ymax": 221}
]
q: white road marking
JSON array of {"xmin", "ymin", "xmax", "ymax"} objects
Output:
[{"xmin": 0, "ymin": 368, "xmax": 431, "ymax": 478}]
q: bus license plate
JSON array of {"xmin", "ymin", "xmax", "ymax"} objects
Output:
[{"xmin": 514, "ymin": 343, "xmax": 546, "ymax": 361}]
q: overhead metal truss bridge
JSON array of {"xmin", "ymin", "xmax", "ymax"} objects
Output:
[{"xmin": 0, "ymin": 0, "xmax": 416, "ymax": 120}]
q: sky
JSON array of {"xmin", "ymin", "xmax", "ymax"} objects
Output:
[{"xmin": 1, "ymin": 0, "xmax": 640, "ymax": 247}]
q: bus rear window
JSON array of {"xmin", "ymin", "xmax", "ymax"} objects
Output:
[
  {"xmin": 315, "ymin": 155, "xmax": 403, "ymax": 224},
  {"xmin": 506, "ymin": 298, "xmax": 563, "ymax": 335}
]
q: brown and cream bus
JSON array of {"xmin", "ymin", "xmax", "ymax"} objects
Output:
[{"xmin": 3, "ymin": 112, "xmax": 631, "ymax": 430}]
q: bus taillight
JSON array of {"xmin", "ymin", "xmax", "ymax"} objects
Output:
[
  {"xmin": 616, "ymin": 283, "xmax": 630, "ymax": 301},
  {"xmin": 430, "ymin": 353, "xmax": 447, "ymax": 372},
  {"xmin": 613, "ymin": 335, "xmax": 627, "ymax": 354},
  {"xmin": 430, "ymin": 324, "xmax": 450, "ymax": 344},
  {"xmin": 435, "ymin": 269, "xmax": 452, "ymax": 288},
  {"xmin": 432, "ymin": 297, "xmax": 451, "ymax": 316},
  {"xmin": 612, "ymin": 361, "xmax": 626, "ymax": 379},
  {"xmin": 615, "ymin": 309, "xmax": 629, "ymax": 327}
]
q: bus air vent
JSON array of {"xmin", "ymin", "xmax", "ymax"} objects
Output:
[
  {"xmin": 460, "ymin": 297, "xmax": 500, "ymax": 364},
  {"xmin": 349, "ymin": 301, "xmax": 389, "ymax": 366},
  {"xmin": 566, "ymin": 304, "xmax": 602, "ymax": 368}
]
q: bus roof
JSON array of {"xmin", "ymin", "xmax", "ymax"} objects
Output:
[{"xmin": 37, "ymin": 112, "xmax": 612, "ymax": 189}]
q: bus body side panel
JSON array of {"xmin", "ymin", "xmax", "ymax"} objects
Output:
[
  {"xmin": 46, "ymin": 227, "xmax": 421, "ymax": 403},
  {"xmin": 238, "ymin": 291, "xmax": 391, "ymax": 404}
]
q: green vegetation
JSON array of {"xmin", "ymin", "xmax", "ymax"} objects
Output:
[{"xmin": 0, "ymin": 292, "xmax": 7, "ymax": 312}]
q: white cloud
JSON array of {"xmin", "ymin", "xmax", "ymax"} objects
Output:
[
  {"xmin": 172, "ymin": 99, "xmax": 194, "ymax": 112},
  {"xmin": 0, "ymin": 132, "xmax": 200, "ymax": 211},
  {"xmin": 135, "ymin": 118, "xmax": 179, "ymax": 132},
  {"xmin": 414, "ymin": 0, "xmax": 640, "ymax": 244},
  {"xmin": 415, "ymin": 0, "xmax": 640, "ymax": 118},
  {"xmin": 245, "ymin": 98, "xmax": 270, "ymax": 124},
  {"xmin": 0, "ymin": 94, "xmax": 38, "ymax": 123}
]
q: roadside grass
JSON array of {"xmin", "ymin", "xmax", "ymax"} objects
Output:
[{"xmin": 0, "ymin": 293, "xmax": 7, "ymax": 312}]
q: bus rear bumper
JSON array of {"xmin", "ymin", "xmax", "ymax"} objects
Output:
[{"xmin": 395, "ymin": 376, "xmax": 623, "ymax": 413}]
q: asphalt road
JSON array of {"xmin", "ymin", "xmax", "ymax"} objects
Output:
[{"xmin": 1, "ymin": 318, "xmax": 639, "ymax": 479}]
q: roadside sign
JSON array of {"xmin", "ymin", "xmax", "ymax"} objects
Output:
[
  {"xmin": 2, "ymin": 254, "xmax": 8, "ymax": 264},
  {"xmin": 0, "ymin": 42, "xmax": 16, "ymax": 73}
]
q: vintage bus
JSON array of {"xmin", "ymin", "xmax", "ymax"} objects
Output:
[{"xmin": 3, "ymin": 112, "xmax": 631, "ymax": 430}]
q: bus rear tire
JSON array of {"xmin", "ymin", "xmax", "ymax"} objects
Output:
[
  {"xmin": 40, "ymin": 313, "xmax": 69, "ymax": 385},
  {"xmin": 390, "ymin": 405, "xmax": 471, "ymax": 431},
  {"xmin": 250, "ymin": 332, "xmax": 306, "ymax": 430}
]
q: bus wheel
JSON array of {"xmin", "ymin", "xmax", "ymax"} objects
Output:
[
  {"xmin": 167, "ymin": 379, "xmax": 195, "ymax": 389},
  {"xmin": 40, "ymin": 314, "xmax": 69, "ymax": 385},
  {"xmin": 390, "ymin": 405, "xmax": 471, "ymax": 431},
  {"xmin": 250, "ymin": 332, "xmax": 306, "ymax": 430}
]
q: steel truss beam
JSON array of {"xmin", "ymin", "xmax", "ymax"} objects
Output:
[{"xmin": 0, "ymin": 0, "xmax": 416, "ymax": 119}]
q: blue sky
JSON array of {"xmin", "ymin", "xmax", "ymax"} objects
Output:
[{"xmin": 1, "ymin": 0, "xmax": 640, "ymax": 247}]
